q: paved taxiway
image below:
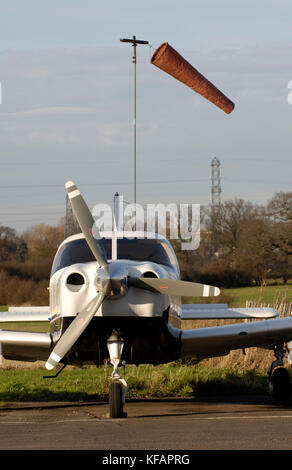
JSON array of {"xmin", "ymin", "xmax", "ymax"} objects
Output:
[{"xmin": 0, "ymin": 397, "xmax": 292, "ymax": 450}]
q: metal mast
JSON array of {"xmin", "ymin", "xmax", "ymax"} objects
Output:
[
  {"xmin": 211, "ymin": 157, "xmax": 222, "ymax": 207},
  {"xmin": 120, "ymin": 35, "xmax": 149, "ymax": 206}
]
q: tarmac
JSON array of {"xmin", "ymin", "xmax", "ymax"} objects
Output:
[{"xmin": 0, "ymin": 396, "xmax": 292, "ymax": 452}]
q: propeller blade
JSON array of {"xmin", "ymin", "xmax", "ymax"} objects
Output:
[
  {"xmin": 128, "ymin": 277, "xmax": 220, "ymax": 297},
  {"xmin": 65, "ymin": 181, "xmax": 108, "ymax": 270},
  {"xmin": 45, "ymin": 290, "xmax": 106, "ymax": 370}
]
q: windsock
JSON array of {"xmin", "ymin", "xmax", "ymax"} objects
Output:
[{"xmin": 151, "ymin": 42, "xmax": 234, "ymax": 114}]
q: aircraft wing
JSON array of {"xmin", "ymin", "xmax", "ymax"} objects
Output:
[
  {"xmin": 0, "ymin": 307, "xmax": 50, "ymax": 322},
  {"xmin": 181, "ymin": 304, "xmax": 279, "ymax": 320},
  {"xmin": 0, "ymin": 330, "xmax": 53, "ymax": 362},
  {"xmin": 0, "ymin": 307, "xmax": 52, "ymax": 362},
  {"xmin": 181, "ymin": 316, "xmax": 292, "ymax": 360}
]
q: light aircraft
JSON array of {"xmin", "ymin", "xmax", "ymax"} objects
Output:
[{"xmin": 0, "ymin": 181, "xmax": 292, "ymax": 418}]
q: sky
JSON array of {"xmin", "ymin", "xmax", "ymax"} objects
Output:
[{"xmin": 0, "ymin": 0, "xmax": 291, "ymax": 233}]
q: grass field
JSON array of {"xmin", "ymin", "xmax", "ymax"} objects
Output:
[
  {"xmin": 183, "ymin": 282, "xmax": 292, "ymax": 307},
  {"xmin": 1, "ymin": 283, "xmax": 291, "ymax": 323},
  {"xmin": 224, "ymin": 284, "xmax": 292, "ymax": 307},
  {"xmin": 0, "ymin": 284, "xmax": 291, "ymax": 402},
  {"xmin": 0, "ymin": 362, "xmax": 274, "ymax": 402}
]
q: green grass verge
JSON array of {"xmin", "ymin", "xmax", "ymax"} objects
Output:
[
  {"xmin": 225, "ymin": 285, "xmax": 292, "ymax": 307},
  {"xmin": 0, "ymin": 284, "xmax": 291, "ymax": 403},
  {"xmin": 184, "ymin": 283, "xmax": 292, "ymax": 307},
  {"xmin": 1, "ymin": 284, "xmax": 292, "ymax": 333},
  {"xmin": 0, "ymin": 322, "xmax": 50, "ymax": 332},
  {"xmin": 0, "ymin": 363, "xmax": 276, "ymax": 402}
]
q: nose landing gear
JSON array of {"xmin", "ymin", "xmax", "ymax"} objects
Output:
[
  {"xmin": 107, "ymin": 330, "xmax": 127, "ymax": 418},
  {"xmin": 268, "ymin": 345, "xmax": 291, "ymax": 406}
]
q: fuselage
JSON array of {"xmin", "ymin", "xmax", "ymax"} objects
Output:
[{"xmin": 48, "ymin": 232, "xmax": 183, "ymax": 366}]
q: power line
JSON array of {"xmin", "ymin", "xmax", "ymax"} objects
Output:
[
  {"xmin": 0, "ymin": 211, "xmax": 64, "ymax": 216},
  {"xmin": 0, "ymin": 176, "xmax": 291, "ymax": 191},
  {"xmin": 223, "ymin": 177, "xmax": 291, "ymax": 184},
  {"xmin": 0, "ymin": 178, "xmax": 210, "ymax": 189}
]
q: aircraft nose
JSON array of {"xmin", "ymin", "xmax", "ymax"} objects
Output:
[{"xmin": 96, "ymin": 262, "xmax": 128, "ymax": 299}]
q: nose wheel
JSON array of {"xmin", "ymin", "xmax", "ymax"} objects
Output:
[
  {"xmin": 109, "ymin": 381, "xmax": 123, "ymax": 418},
  {"xmin": 107, "ymin": 330, "xmax": 127, "ymax": 418}
]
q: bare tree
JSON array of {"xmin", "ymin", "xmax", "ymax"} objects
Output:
[{"xmin": 25, "ymin": 223, "xmax": 64, "ymax": 262}]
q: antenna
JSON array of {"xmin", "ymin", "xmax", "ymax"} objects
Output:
[
  {"xmin": 211, "ymin": 157, "xmax": 222, "ymax": 207},
  {"xmin": 112, "ymin": 192, "xmax": 123, "ymax": 260}
]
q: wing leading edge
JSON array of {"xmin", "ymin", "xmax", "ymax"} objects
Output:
[
  {"xmin": 0, "ymin": 307, "xmax": 50, "ymax": 322},
  {"xmin": 181, "ymin": 316, "xmax": 292, "ymax": 359},
  {"xmin": 181, "ymin": 304, "xmax": 279, "ymax": 320},
  {"xmin": 0, "ymin": 307, "xmax": 52, "ymax": 361},
  {"xmin": 0, "ymin": 330, "xmax": 53, "ymax": 361}
]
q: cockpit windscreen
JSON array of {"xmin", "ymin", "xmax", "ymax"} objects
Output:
[{"xmin": 51, "ymin": 237, "xmax": 177, "ymax": 275}]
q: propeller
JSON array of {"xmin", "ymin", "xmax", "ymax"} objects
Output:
[
  {"xmin": 45, "ymin": 290, "xmax": 107, "ymax": 370},
  {"xmin": 45, "ymin": 181, "xmax": 110, "ymax": 370},
  {"xmin": 45, "ymin": 181, "xmax": 220, "ymax": 370},
  {"xmin": 65, "ymin": 181, "xmax": 108, "ymax": 271},
  {"xmin": 128, "ymin": 277, "xmax": 220, "ymax": 297}
]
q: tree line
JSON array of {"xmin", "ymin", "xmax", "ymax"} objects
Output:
[
  {"xmin": 0, "ymin": 191, "xmax": 291, "ymax": 305},
  {"xmin": 176, "ymin": 191, "xmax": 292, "ymax": 287}
]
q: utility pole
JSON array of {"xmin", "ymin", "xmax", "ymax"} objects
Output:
[
  {"xmin": 120, "ymin": 36, "xmax": 149, "ymax": 206},
  {"xmin": 210, "ymin": 157, "xmax": 222, "ymax": 256},
  {"xmin": 211, "ymin": 157, "xmax": 222, "ymax": 207}
]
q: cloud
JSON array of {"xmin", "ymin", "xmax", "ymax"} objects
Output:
[
  {"xmin": 0, "ymin": 47, "xmax": 131, "ymax": 113},
  {"xmin": 0, "ymin": 43, "xmax": 291, "ymax": 210},
  {"xmin": 28, "ymin": 129, "xmax": 81, "ymax": 145},
  {"xmin": 1, "ymin": 42, "xmax": 291, "ymax": 117},
  {"xmin": 0, "ymin": 106, "xmax": 98, "ymax": 118}
]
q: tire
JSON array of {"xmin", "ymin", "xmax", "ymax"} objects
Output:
[
  {"xmin": 271, "ymin": 367, "xmax": 290, "ymax": 405},
  {"xmin": 109, "ymin": 382, "xmax": 123, "ymax": 418}
]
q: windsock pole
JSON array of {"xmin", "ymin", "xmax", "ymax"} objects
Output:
[{"xmin": 120, "ymin": 36, "xmax": 149, "ymax": 207}]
